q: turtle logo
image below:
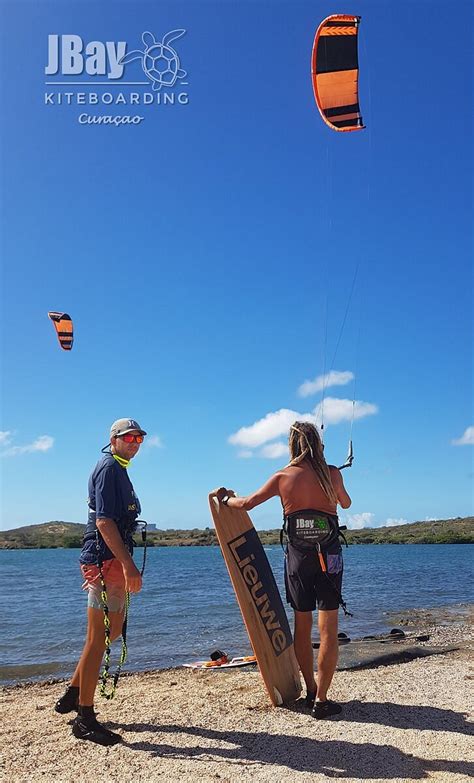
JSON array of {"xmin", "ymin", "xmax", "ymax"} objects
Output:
[{"xmin": 119, "ymin": 30, "xmax": 187, "ymax": 91}]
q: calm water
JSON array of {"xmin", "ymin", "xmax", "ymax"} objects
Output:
[{"xmin": 1, "ymin": 544, "xmax": 472, "ymax": 684}]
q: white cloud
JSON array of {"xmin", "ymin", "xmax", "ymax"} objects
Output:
[
  {"xmin": 385, "ymin": 517, "xmax": 410, "ymax": 527},
  {"xmin": 146, "ymin": 435, "xmax": 163, "ymax": 448},
  {"xmin": 452, "ymin": 426, "xmax": 474, "ymax": 446},
  {"xmin": 298, "ymin": 370, "xmax": 354, "ymax": 398},
  {"xmin": 2, "ymin": 435, "xmax": 54, "ymax": 457},
  {"xmin": 237, "ymin": 450, "xmax": 253, "ymax": 459},
  {"xmin": 229, "ymin": 408, "xmax": 310, "ymax": 449},
  {"xmin": 260, "ymin": 442, "xmax": 288, "ymax": 459},
  {"xmin": 0, "ymin": 431, "xmax": 12, "ymax": 445},
  {"xmin": 344, "ymin": 512, "xmax": 375, "ymax": 530},
  {"xmin": 229, "ymin": 397, "xmax": 377, "ymax": 452},
  {"xmin": 315, "ymin": 397, "xmax": 379, "ymax": 425},
  {"xmin": 342, "ymin": 513, "xmax": 412, "ymax": 530}
]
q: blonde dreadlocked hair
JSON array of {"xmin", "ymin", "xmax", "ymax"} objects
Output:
[{"xmin": 287, "ymin": 421, "xmax": 338, "ymax": 506}]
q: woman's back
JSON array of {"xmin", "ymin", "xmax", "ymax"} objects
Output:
[{"xmin": 279, "ymin": 461, "xmax": 340, "ymax": 516}]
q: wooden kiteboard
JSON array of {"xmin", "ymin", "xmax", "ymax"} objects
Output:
[{"xmin": 208, "ymin": 491, "xmax": 302, "ymax": 706}]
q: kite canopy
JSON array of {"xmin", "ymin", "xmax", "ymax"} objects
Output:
[
  {"xmin": 48, "ymin": 312, "xmax": 73, "ymax": 350},
  {"xmin": 311, "ymin": 14, "xmax": 365, "ymax": 132}
]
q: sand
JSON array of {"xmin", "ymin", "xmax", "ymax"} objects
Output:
[{"xmin": 1, "ymin": 620, "xmax": 473, "ymax": 783}]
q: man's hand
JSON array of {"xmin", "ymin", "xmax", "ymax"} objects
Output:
[{"xmin": 122, "ymin": 561, "xmax": 143, "ymax": 593}]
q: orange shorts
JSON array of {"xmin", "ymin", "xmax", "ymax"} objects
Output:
[{"xmin": 80, "ymin": 558, "xmax": 126, "ymax": 612}]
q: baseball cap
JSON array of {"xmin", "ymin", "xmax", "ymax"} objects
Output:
[{"xmin": 110, "ymin": 418, "xmax": 147, "ymax": 438}]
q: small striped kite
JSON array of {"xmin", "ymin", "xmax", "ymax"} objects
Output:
[{"xmin": 48, "ymin": 312, "xmax": 74, "ymax": 351}]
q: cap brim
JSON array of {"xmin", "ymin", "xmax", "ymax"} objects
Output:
[{"xmin": 112, "ymin": 428, "xmax": 147, "ymax": 437}]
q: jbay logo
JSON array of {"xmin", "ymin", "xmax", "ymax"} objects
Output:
[
  {"xmin": 44, "ymin": 30, "xmax": 189, "ymax": 126},
  {"xmin": 45, "ymin": 35, "xmax": 127, "ymax": 78},
  {"xmin": 119, "ymin": 31, "xmax": 187, "ymax": 91}
]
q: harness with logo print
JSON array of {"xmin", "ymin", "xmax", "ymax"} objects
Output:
[{"xmin": 281, "ymin": 508, "xmax": 352, "ymax": 616}]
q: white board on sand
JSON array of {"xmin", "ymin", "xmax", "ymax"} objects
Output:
[
  {"xmin": 208, "ymin": 491, "xmax": 302, "ymax": 706},
  {"xmin": 183, "ymin": 656, "xmax": 257, "ymax": 670}
]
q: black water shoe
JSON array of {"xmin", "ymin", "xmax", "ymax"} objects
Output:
[
  {"xmin": 304, "ymin": 690, "xmax": 317, "ymax": 708},
  {"xmin": 54, "ymin": 686, "xmax": 79, "ymax": 714},
  {"xmin": 72, "ymin": 714, "xmax": 122, "ymax": 746},
  {"xmin": 312, "ymin": 699, "xmax": 342, "ymax": 719}
]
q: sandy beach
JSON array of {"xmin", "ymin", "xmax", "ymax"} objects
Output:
[{"xmin": 2, "ymin": 611, "xmax": 472, "ymax": 783}]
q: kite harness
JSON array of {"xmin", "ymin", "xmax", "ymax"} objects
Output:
[{"xmin": 281, "ymin": 509, "xmax": 352, "ymax": 617}]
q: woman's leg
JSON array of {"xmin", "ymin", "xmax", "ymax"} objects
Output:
[
  {"xmin": 293, "ymin": 610, "xmax": 317, "ymax": 695},
  {"xmin": 316, "ymin": 608, "xmax": 339, "ymax": 701}
]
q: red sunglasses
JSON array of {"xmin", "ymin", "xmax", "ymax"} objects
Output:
[{"xmin": 119, "ymin": 433, "xmax": 144, "ymax": 444}]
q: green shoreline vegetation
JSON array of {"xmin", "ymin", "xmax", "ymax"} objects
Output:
[{"xmin": 0, "ymin": 517, "xmax": 472, "ymax": 549}]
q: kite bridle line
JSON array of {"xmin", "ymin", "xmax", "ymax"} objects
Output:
[
  {"xmin": 318, "ymin": 70, "xmax": 358, "ymax": 468},
  {"xmin": 338, "ymin": 28, "xmax": 373, "ymax": 471},
  {"xmin": 319, "ymin": 143, "xmax": 331, "ymax": 449},
  {"xmin": 320, "ymin": 145, "xmax": 360, "ymax": 471},
  {"xmin": 338, "ymin": 261, "xmax": 365, "ymax": 473},
  {"xmin": 318, "ymin": 21, "xmax": 372, "ymax": 473}
]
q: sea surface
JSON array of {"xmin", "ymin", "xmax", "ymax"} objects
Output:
[{"xmin": 1, "ymin": 544, "xmax": 473, "ymax": 684}]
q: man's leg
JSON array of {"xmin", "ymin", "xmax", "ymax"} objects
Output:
[
  {"xmin": 70, "ymin": 608, "xmax": 125, "ymax": 745},
  {"xmin": 55, "ymin": 606, "xmax": 124, "ymax": 721},
  {"xmin": 74, "ymin": 607, "xmax": 124, "ymax": 705}
]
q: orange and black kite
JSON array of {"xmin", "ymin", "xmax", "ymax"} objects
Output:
[
  {"xmin": 311, "ymin": 14, "xmax": 365, "ymax": 132},
  {"xmin": 48, "ymin": 312, "xmax": 73, "ymax": 351}
]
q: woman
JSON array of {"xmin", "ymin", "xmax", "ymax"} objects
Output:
[
  {"xmin": 216, "ymin": 421, "xmax": 351, "ymax": 718},
  {"xmin": 54, "ymin": 418, "xmax": 146, "ymax": 745}
]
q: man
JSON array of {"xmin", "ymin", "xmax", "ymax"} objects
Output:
[{"xmin": 54, "ymin": 418, "xmax": 146, "ymax": 745}]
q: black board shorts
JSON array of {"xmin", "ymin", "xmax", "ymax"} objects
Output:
[{"xmin": 284, "ymin": 541, "xmax": 343, "ymax": 612}]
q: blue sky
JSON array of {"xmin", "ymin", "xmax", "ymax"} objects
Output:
[{"xmin": 1, "ymin": 1, "xmax": 472, "ymax": 531}]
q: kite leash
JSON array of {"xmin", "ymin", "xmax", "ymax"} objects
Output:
[{"xmin": 97, "ymin": 521, "xmax": 147, "ymax": 700}]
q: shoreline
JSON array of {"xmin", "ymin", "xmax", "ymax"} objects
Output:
[
  {"xmin": 2, "ymin": 517, "xmax": 473, "ymax": 549},
  {"xmin": 2, "ymin": 603, "xmax": 472, "ymax": 689},
  {"xmin": 1, "ymin": 606, "xmax": 473, "ymax": 782}
]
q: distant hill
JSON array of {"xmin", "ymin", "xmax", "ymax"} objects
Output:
[
  {"xmin": 0, "ymin": 517, "xmax": 472, "ymax": 549},
  {"xmin": 341, "ymin": 516, "xmax": 474, "ymax": 545},
  {"xmin": 0, "ymin": 521, "xmax": 86, "ymax": 549}
]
